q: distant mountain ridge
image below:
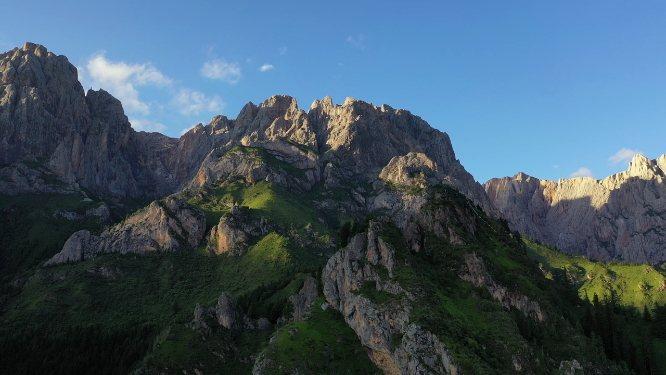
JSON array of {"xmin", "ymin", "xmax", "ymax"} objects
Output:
[
  {"xmin": 485, "ymin": 154, "xmax": 666, "ymax": 264},
  {"xmin": 0, "ymin": 42, "xmax": 492, "ymax": 214}
]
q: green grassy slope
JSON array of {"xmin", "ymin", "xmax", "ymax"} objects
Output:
[
  {"xmin": 0, "ymin": 178, "xmax": 359, "ymax": 373},
  {"xmin": 0, "ymin": 193, "xmax": 104, "ymax": 281},
  {"xmin": 256, "ymin": 296, "xmax": 381, "ymax": 375},
  {"xmin": 526, "ymin": 240, "xmax": 666, "ymax": 310},
  {"xmin": 360, "ymin": 186, "xmax": 612, "ymax": 374},
  {"xmin": 2, "ymin": 173, "xmax": 664, "ymax": 374}
]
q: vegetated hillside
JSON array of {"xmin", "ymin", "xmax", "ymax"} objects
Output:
[
  {"xmin": 1, "ymin": 42, "xmax": 664, "ymax": 375},
  {"xmin": 526, "ymin": 239, "xmax": 666, "ymax": 310},
  {"xmin": 2, "ymin": 173, "xmax": 661, "ymax": 374},
  {"xmin": 525, "ymin": 239, "xmax": 666, "ymax": 374}
]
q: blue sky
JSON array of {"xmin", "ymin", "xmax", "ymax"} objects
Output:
[{"xmin": 2, "ymin": 1, "xmax": 665, "ymax": 183}]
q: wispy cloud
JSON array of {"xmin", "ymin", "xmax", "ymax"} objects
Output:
[
  {"xmin": 180, "ymin": 122, "xmax": 204, "ymax": 136},
  {"xmin": 171, "ymin": 88, "xmax": 224, "ymax": 116},
  {"xmin": 346, "ymin": 34, "xmax": 367, "ymax": 50},
  {"xmin": 78, "ymin": 51, "xmax": 230, "ymax": 134},
  {"xmin": 259, "ymin": 64, "xmax": 274, "ymax": 72},
  {"xmin": 609, "ymin": 148, "xmax": 644, "ymax": 165},
  {"xmin": 128, "ymin": 118, "xmax": 167, "ymax": 133},
  {"xmin": 82, "ymin": 51, "xmax": 172, "ymax": 114},
  {"xmin": 569, "ymin": 167, "xmax": 594, "ymax": 178},
  {"xmin": 200, "ymin": 59, "xmax": 241, "ymax": 84},
  {"xmin": 279, "ymin": 47, "xmax": 287, "ymax": 55},
  {"xmin": 0, "ymin": 40, "xmax": 13, "ymax": 50}
]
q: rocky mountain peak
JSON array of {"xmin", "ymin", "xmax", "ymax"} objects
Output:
[
  {"xmin": 0, "ymin": 42, "xmax": 88, "ymax": 162},
  {"xmin": 485, "ymin": 155, "xmax": 666, "ymax": 263},
  {"xmin": 259, "ymin": 94, "xmax": 299, "ymax": 112},
  {"xmin": 1, "ymin": 43, "xmax": 494, "ymax": 214},
  {"xmin": 627, "ymin": 153, "xmax": 665, "ymax": 179},
  {"xmin": 657, "ymin": 154, "xmax": 666, "ymax": 171},
  {"xmin": 21, "ymin": 42, "xmax": 49, "ymax": 55},
  {"xmin": 308, "ymin": 95, "xmax": 334, "ymax": 112}
]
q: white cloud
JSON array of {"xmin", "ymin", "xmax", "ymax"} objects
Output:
[
  {"xmin": 279, "ymin": 47, "xmax": 287, "ymax": 55},
  {"xmin": 0, "ymin": 40, "xmax": 13, "ymax": 50},
  {"xmin": 200, "ymin": 59, "xmax": 241, "ymax": 83},
  {"xmin": 129, "ymin": 118, "xmax": 167, "ymax": 133},
  {"xmin": 171, "ymin": 88, "xmax": 224, "ymax": 116},
  {"xmin": 553, "ymin": 165, "xmax": 559, "ymax": 169},
  {"xmin": 259, "ymin": 64, "xmax": 274, "ymax": 72},
  {"xmin": 608, "ymin": 148, "xmax": 644, "ymax": 165},
  {"xmin": 569, "ymin": 167, "xmax": 594, "ymax": 178},
  {"xmin": 346, "ymin": 34, "xmax": 367, "ymax": 50},
  {"xmin": 78, "ymin": 51, "xmax": 231, "ymax": 132},
  {"xmin": 83, "ymin": 52, "xmax": 172, "ymax": 114}
]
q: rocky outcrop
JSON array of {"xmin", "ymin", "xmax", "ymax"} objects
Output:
[
  {"xmin": 215, "ymin": 292, "xmax": 243, "ymax": 329},
  {"xmin": 323, "ymin": 224, "xmax": 459, "ymax": 375},
  {"xmin": 0, "ymin": 159, "xmax": 81, "ymax": 195},
  {"xmin": 192, "ymin": 292, "xmax": 271, "ymax": 333},
  {"xmin": 461, "ymin": 254, "xmax": 546, "ymax": 322},
  {"xmin": 289, "ymin": 277, "xmax": 317, "ymax": 321},
  {"xmin": 45, "ymin": 197, "xmax": 205, "ymax": 265},
  {"xmin": 207, "ymin": 215, "xmax": 250, "ymax": 255},
  {"xmin": 558, "ymin": 359, "xmax": 584, "ymax": 375},
  {"xmin": 379, "ymin": 152, "xmax": 440, "ymax": 187},
  {"xmin": 187, "ymin": 145, "xmax": 315, "ymax": 190},
  {"xmin": 85, "ymin": 203, "xmax": 111, "ymax": 222},
  {"xmin": 485, "ymin": 154, "xmax": 666, "ymax": 263}
]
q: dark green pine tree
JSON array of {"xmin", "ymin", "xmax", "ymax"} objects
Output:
[
  {"xmin": 338, "ymin": 221, "xmax": 352, "ymax": 248},
  {"xmin": 652, "ymin": 303, "xmax": 666, "ymax": 339},
  {"xmin": 642, "ymin": 305, "xmax": 651, "ymax": 323}
]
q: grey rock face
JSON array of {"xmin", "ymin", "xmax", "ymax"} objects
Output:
[
  {"xmin": 0, "ymin": 160, "xmax": 81, "ymax": 195},
  {"xmin": 379, "ymin": 152, "xmax": 440, "ymax": 187},
  {"xmin": 485, "ymin": 154, "xmax": 666, "ymax": 264},
  {"xmin": 289, "ymin": 277, "xmax": 318, "ymax": 321},
  {"xmin": 216, "ymin": 292, "xmax": 241, "ymax": 329},
  {"xmin": 322, "ymin": 223, "xmax": 459, "ymax": 375},
  {"xmin": 45, "ymin": 197, "xmax": 205, "ymax": 265},
  {"xmin": 207, "ymin": 215, "xmax": 250, "ymax": 255},
  {"xmin": 461, "ymin": 254, "xmax": 546, "ymax": 322},
  {"xmin": 0, "ymin": 43, "xmax": 225, "ymax": 198},
  {"xmin": 86, "ymin": 204, "xmax": 111, "ymax": 222},
  {"xmin": 193, "ymin": 292, "xmax": 271, "ymax": 334},
  {"xmin": 0, "ymin": 43, "xmax": 89, "ymax": 162},
  {"xmin": 2, "ymin": 43, "xmax": 492, "ymax": 215}
]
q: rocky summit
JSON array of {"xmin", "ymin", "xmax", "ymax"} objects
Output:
[
  {"xmin": 1, "ymin": 43, "xmax": 664, "ymax": 375},
  {"xmin": 0, "ymin": 43, "xmax": 492, "ymax": 213},
  {"xmin": 485, "ymin": 154, "xmax": 666, "ymax": 264}
]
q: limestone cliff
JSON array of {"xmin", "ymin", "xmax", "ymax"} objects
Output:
[
  {"xmin": 45, "ymin": 197, "xmax": 205, "ymax": 264},
  {"xmin": 1, "ymin": 43, "xmax": 492, "ymax": 214},
  {"xmin": 323, "ymin": 224, "xmax": 460, "ymax": 375},
  {"xmin": 485, "ymin": 154, "xmax": 666, "ymax": 264},
  {"xmin": 0, "ymin": 43, "xmax": 218, "ymax": 198},
  {"xmin": 189, "ymin": 95, "xmax": 494, "ymax": 214}
]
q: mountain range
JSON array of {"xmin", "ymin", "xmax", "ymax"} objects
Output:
[{"xmin": 1, "ymin": 42, "xmax": 665, "ymax": 375}]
